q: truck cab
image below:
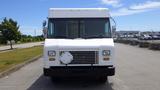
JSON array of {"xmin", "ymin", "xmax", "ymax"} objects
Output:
[{"xmin": 43, "ymin": 8, "xmax": 115, "ymax": 82}]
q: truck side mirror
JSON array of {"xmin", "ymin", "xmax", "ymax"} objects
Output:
[
  {"xmin": 43, "ymin": 20, "xmax": 47, "ymax": 27},
  {"xmin": 42, "ymin": 20, "xmax": 47, "ymax": 38},
  {"xmin": 43, "ymin": 27, "xmax": 47, "ymax": 38}
]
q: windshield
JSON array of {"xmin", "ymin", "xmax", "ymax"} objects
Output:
[{"xmin": 47, "ymin": 18, "xmax": 111, "ymax": 39}]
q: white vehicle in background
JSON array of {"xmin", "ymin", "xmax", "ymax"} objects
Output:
[
  {"xmin": 43, "ymin": 8, "xmax": 116, "ymax": 82},
  {"xmin": 139, "ymin": 34, "xmax": 152, "ymax": 40}
]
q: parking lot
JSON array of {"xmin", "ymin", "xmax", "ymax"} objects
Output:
[{"xmin": 0, "ymin": 43, "xmax": 160, "ymax": 90}]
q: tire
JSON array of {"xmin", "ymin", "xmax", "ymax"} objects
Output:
[
  {"xmin": 50, "ymin": 77, "xmax": 61, "ymax": 82},
  {"xmin": 99, "ymin": 76, "xmax": 108, "ymax": 83}
]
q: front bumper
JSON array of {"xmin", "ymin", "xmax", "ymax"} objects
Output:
[{"xmin": 43, "ymin": 66, "xmax": 115, "ymax": 77}]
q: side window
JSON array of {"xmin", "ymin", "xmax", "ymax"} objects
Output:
[
  {"xmin": 105, "ymin": 21, "xmax": 110, "ymax": 37},
  {"xmin": 48, "ymin": 21, "xmax": 54, "ymax": 38}
]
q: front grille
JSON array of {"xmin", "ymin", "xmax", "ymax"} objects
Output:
[{"xmin": 69, "ymin": 51, "xmax": 98, "ymax": 64}]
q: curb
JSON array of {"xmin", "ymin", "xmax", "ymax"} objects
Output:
[{"xmin": 0, "ymin": 55, "xmax": 42, "ymax": 78}]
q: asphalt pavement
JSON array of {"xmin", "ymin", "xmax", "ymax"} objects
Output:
[{"xmin": 0, "ymin": 43, "xmax": 160, "ymax": 90}]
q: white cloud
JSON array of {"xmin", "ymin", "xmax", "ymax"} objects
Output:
[
  {"xmin": 130, "ymin": 1, "xmax": 160, "ymax": 10},
  {"xmin": 111, "ymin": 1, "xmax": 160, "ymax": 16},
  {"xmin": 111, "ymin": 8, "xmax": 148, "ymax": 16},
  {"xmin": 101, "ymin": 0, "xmax": 122, "ymax": 7}
]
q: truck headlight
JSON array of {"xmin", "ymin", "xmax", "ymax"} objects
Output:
[
  {"xmin": 102, "ymin": 50, "xmax": 111, "ymax": 56},
  {"xmin": 48, "ymin": 51, "xmax": 56, "ymax": 56}
]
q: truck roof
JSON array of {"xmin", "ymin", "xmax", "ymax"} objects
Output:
[{"xmin": 48, "ymin": 8, "xmax": 110, "ymax": 18}]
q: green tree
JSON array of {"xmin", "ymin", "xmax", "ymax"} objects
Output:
[{"xmin": 0, "ymin": 18, "xmax": 21, "ymax": 49}]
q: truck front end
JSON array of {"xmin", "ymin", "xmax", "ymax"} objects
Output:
[{"xmin": 43, "ymin": 8, "xmax": 115, "ymax": 82}]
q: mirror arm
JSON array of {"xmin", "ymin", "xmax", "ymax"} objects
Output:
[
  {"xmin": 110, "ymin": 16, "xmax": 117, "ymax": 28},
  {"xmin": 110, "ymin": 16, "xmax": 117, "ymax": 38}
]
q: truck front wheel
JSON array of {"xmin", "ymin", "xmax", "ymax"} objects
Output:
[
  {"xmin": 99, "ymin": 76, "xmax": 108, "ymax": 83},
  {"xmin": 51, "ymin": 77, "xmax": 61, "ymax": 82}
]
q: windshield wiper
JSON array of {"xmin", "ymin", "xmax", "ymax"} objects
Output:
[
  {"xmin": 54, "ymin": 36, "xmax": 68, "ymax": 38},
  {"xmin": 54, "ymin": 36, "xmax": 75, "ymax": 39},
  {"xmin": 85, "ymin": 35, "xmax": 109, "ymax": 39}
]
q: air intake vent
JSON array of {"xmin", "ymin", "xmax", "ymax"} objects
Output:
[{"xmin": 69, "ymin": 51, "xmax": 98, "ymax": 64}]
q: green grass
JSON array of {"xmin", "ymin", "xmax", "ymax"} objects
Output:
[{"xmin": 0, "ymin": 46, "xmax": 43, "ymax": 72}]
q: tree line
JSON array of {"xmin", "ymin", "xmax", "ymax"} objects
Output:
[{"xmin": 0, "ymin": 18, "xmax": 44, "ymax": 49}]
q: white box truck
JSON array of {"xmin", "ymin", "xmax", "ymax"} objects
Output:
[{"xmin": 43, "ymin": 8, "xmax": 116, "ymax": 82}]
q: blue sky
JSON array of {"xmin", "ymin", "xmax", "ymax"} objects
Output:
[{"xmin": 0, "ymin": 0, "xmax": 160, "ymax": 35}]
